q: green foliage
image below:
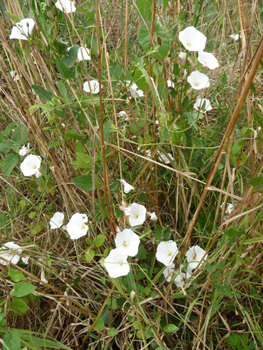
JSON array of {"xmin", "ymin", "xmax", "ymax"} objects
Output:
[{"xmin": 10, "ymin": 282, "xmax": 37, "ymax": 298}]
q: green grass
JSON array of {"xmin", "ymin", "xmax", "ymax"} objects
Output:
[{"xmin": 0, "ymin": 0, "xmax": 263, "ymax": 349}]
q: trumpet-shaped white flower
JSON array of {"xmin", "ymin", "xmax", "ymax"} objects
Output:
[
  {"xmin": 118, "ymin": 111, "xmax": 129, "ymax": 120},
  {"xmin": 67, "ymin": 46, "xmax": 91, "ymax": 61},
  {"xmin": 156, "ymin": 241, "xmax": 178, "ymax": 266},
  {"xmin": 83, "ymin": 80, "xmax": 100, "ymax": 94},
  {"xmin": 158, "ymin": 152, "xmax": 174, "ymax": 164},
  {"xmin": 194, "ymin": 98, "xmax": 212, "ymax": 113},
  {"xmin": 104, "ymin": 249, "xmax": 130, "ymax": 278},
  {"xmin": 115, "ymin": 229, "xmax": 140, "ymax": 257},
  {"xmin": 10, "ymin": 70, "xmax": 22, "ymax": 81},
  {"xmin": 20, "ymin": 154, "xmax": 41, "ymax": 177},
  {"xmin": 22, "ymin": 256, "xmax": 30, "ymax": 264},
  {"xmin": 148, "ymin": 212, "xmax": 157, "ymax": 221},
  {"xmin": 230, "ymin": 34, "xmax": 240, "ymax": 41},
  {"xmin": 198, "ymin": 51, "xmax": 219, "ymax": 70},
  {"xmin": 221, "ymin": 202, "xmax": 234, "ymax": 215},
  {"xmin": 167, "ymin": 80, "xmax": 175, "ymax": 88},
  {"xmin": 127, "ymin": 203, "xmax": 147, "ymax": 227},
  {"xmin": 126, "ymin": 81, "xmax": 144, "ymax": 99},
  {"xmin": 186, "ymin": 245, "xmax": 207, "ymax": 272},
  {"xmin": 18, "ymin": 145, "xmax": 29, "ymax": 156},
  {"xmin": 163, "ymin": 263, "xmax": 192, "ymax": 286},
  {"xmin": 120, "ymin": 179, "xmax": 134, "ymax": 194},
  {"xmin": 0, "ymin": 242, "xmax": 22, "ymax": 265},
  {"xmin": 66, "ymin": 213, "xmax": 88, "ymax": 239},
  {"xmin": 179, "ymin": 52, "xmax": 187, "ymax": 65},
  {"xmin": 50, "ymin": 212, "xmax": 64, "ymax": 229},
  {"xmin": 179, "ymin": 26, "xmax": 206, "ymax": 52},
  {"xmin": 55, "ymin": 0, "xmax": 76, "ymax": 13},
  {"xmin": 187, "ymin": 71, "xmax": 210, "ymax": 90},
  {"xmin": 10, "ymin": 18, "xmax": 35, "ymax": 40}
]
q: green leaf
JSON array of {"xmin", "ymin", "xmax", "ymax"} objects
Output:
[
  {"xmin": 2, "ymin": 153, "xmax": 19, "ymax": 176},
  {"xmin": 252, "ymin": 107, "xmax": 263, "ymax": 129},
  {"xmin": 225, "ymin": 228, "xmax": 245, "ymax": 239},
  {"xmin": 250, "ymin": 176, "xmax": 263, "ymax": 190},
  {"xmin": 85, "ymin": 249, "xmax": 94, "ymax": 262},
  {"xmin": 9, "ymin": 298, "xmax": 29, "ymax": 316},
  {"xmin": 31, "ymin": 85, "xmax": 52, "ymax": 102},
  {"xmin": 3, "ymin": 329, "xmax": 21, "ymax": 350},
  {"xmin": 11, "ymin": 124, "xmax": 28, "ymax": 146},
  {"xmin": 8, "ymin": 270, "xmax": 27, "ymax": 282},
  {"xmin": 93, "ymin": 234, "xmax": 105, "ymax": 247},
  {"xmin": 61, "ymin": 45, "xmax": 79, "ymax": 68},
  {"xmin": 96, "ymin": 318, "xmax": 105, "ymax": 331},
  {"xmin": 244, "ymin": 236, "xmax": 263, "ymax": 244},
  {"xmin": 213, "ymin": 282, "xmax": 233, "ymax": 298},
  {"xmin": 136, "ymin": 0, "xmax": 152, "ymax": 22},
  {"xmin": 59, "ymin": 81, "xmax": 68, "ymax": 100},
  {"xmin": 75, "ymin": 153, "xmax": 92, "ymax": 169},
  {"xmin": 10, "ymin": 282, "xmax": 37, "ymax": 297},
  {"xmin": 3, "ymin": 122, "xmax": 18, "ymax": 137},
  {"xmin": 103, "ymin": 120, "xmax": 111, "ymax": 143},
  {"xmin": 56, "ymin": 58, "xmax": 74, "ymax": 79},
  {"xmin": 72, "ymin": 173, "xmax": 103, "ymax": 192},
  {"xmin": 107, "ymin": 328, "xmax": 118, "ymax": 336},
  {"xmin": 28, "ymin": 103, "xmax": 54, "ymax": 113},
  {"xmin": 0, "ymin": 140, "xmax": 15, "ymax": 152},
  {"xmin": 163, "ymin": 324, "xmax": 179, "ymax": 333}
]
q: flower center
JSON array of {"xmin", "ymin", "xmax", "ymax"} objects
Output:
[
  {"xmin": 123, "ymin": 241, "xmax": 128, "ymax": 247},
  {"xmin": 119, "ymin": 260, "xmax": 123, "ymax": 266},
  {"xmin": 193, "ymin": 252, "xmax": 196, "ymax": 260},
  {"xmin": 81, "ymin": 224, "xmax": 86, "ymax": 230},
  {"xmin": 194, "ymin": 83, "xmax": 199, "ymax": 87},
  {"xmin": 33, "ymin": 165, "xmax": 37, "ymax": 169},
  {"xmin": 134, "ymin": 214, "xmax": 139, "ymax": 218},
  {"xmin": 187, "ymin": 42, "xmax": 191, "ymax": 47},
  {"xmin": 168, "ymin": 252, "xmax": 172, "ymax": 256}
]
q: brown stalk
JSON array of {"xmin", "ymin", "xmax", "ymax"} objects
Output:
[
  {"xmin": 174, "ymin": 36, "xmax": 263, "ymax": 270},
  {"xmin": 95, "ymin": 0, "xmax": 116, "ymax": 235}
]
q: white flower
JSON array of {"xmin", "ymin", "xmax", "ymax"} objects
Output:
[
  {"xmin": 186, "ymin": 245, "xmax": 207, "ymax": 272},
  {"xmin": 120, "ymin": 179, "xmax": 134, "ymax": 194},
  {"xmin": 0, "ymin": 242, "xmax": 22, "ymax": 265},
  {"xmin": 104, "ymin": 249, "xmax": 130, "ymax": 278},
  {"xmin": 198, "ymin": 51, "xmax": 219, "ymax": 70},
  {"xmin": 117, "ymin": 111, "xmax": 129, "ymax": 120},
  {"xmin": 156, "ymin": 241, "xmax": 178, "ymax": 266},
  {"xmin": 20, "ymin": 154, "xmax": 41, "ymax": 177},
  {"xmin": 66, "ymin": 213, "xmax": 88, "ymax": 239},
  {"xmin": 18, "ymin": 145, "xmax": 29, "ymax": 156},
  {"xmin": 158, "ymin": 152, "xmax": 174, "ymax": 164},
  {"xmin": 83, "ymin": 80, "xmax": 100, "ymax": 94},
  {"xmin": 67, "ymin": 46, "xmax": 91, "ymax": 61},
  {"xmin": 127, "ymin": 203, "xmax": 147, "ymax": 227},
  {"xmin": 10, "ymin": 18, "xmax": 35, "ymax": 40},
  {"xmin": 179, "ymin": 52, "xmax": 187, "ymax": 65},
  {"xmin": 50, "ymin": 212, "xmax": 64, "ymax": 229},
  {"xmin": 115, "ymin": 229, "xmax": 140, "ymax": 257},
  {"xmin": 55, "ymin": 0, "xmax": 76, "ymax": 13},
  {"xmin": 147, "ymin": 212, "xmax": 157, "ymax": 221},
  {"xmin": 10, "ymin": 70, "xmax": 22, "ymax": 81},
  {"xmin": 167, "ymin": 80, "xmax": 175, "ymax": 88},
  {"xmin": 126, "ymin": 81, "xmax": 144, "ymax": 99},
  {"xmin": 178, "ymin": 26, "xmax": 206, "ymax": 52},
  {"xmin": 146, "ymin": 149, "xmax": 151, "ymax": 158},
  {"xmin": 230, "ymin": 34, "xmax": 240, "ymax": 41},
  {"xmin": 187, "ymin": 71, "xmax": 210, "ymax": 90},
  {"xmin": 193, "ymin": 98, "xmax": 212, "ymax": 113},
  {"xmin": 221, "ymin": 202, "xmax": 234, "ymax": 215},
  {"xmin": 40, "ymin": 272, "xmax": 48, "ymax": 284},
  {"xmin": 163, "ymin": 263, "xmax": 175, "ymax": 282},
  {"xmin": 22, "ymin": 256, "xmax": 30, "ymax": 264}
]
